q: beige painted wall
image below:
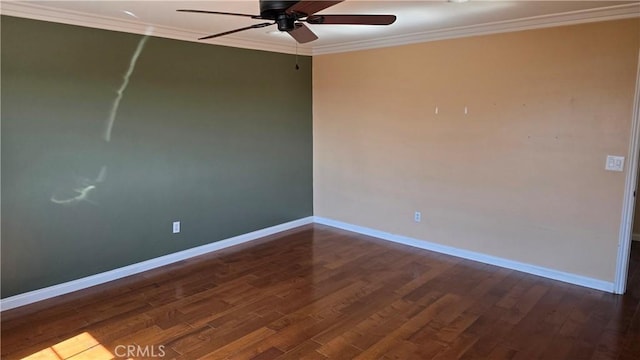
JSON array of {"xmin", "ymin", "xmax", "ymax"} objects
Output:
[{"xmin": 314, "ymin": 19, "xmax": 640, "ymax": 282}]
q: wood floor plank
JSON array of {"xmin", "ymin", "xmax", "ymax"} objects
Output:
[
  {"xmin": 2, "ymin": 224, "xmax": 640, "ymax": 359},
  {"xmin": 179, "ymin": 326, "xmax": 276, "ymax": 360},
  {"xmin": 353, "ymin": 293, "xmax": 461, "ymax": 359},
  {"xmin": 272, "ymin": 339, "xmax": 327, "ymax": 360}
]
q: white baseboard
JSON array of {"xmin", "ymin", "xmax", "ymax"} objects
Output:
[
  {"xmin": 0, "ymin": 217, "xmax": 314, "ymax": 312},
  {"xmin": 2, "ymin": 214, "xmax": 616, "ymax": 311},
  {"xmin": 314, "ymin": 217, "xmax": 614, "ymax": 293},
  {"xmin": 633, "ymin": 233, "xmax": 640, "ymax": 241}
]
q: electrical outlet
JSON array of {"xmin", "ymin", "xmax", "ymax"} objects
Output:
[
  {"xmin": 172, "ymin": 221, "xmax": 180, "ymax": 234},
  {"xmin": 414, "ymin": 211, "xmax": 421, "ymax": 222}
]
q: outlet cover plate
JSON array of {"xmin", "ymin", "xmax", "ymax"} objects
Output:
[{"xmin": 605, "ymin": 155, "xmax": 625, "ymax": 172}]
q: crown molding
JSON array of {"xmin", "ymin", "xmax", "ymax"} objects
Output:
[
  {"xmin": 312, "ymin": 2, "xmax": 640, "ymax": 55},
  {"xmin": 1, "ymin": 1, "xmax": 638, "ymax": 56}
]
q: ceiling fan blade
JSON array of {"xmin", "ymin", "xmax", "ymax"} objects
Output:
[
  {"xmin": 177, "ymin": 9, "xmax": 261, "ymax": 19},
  {"xmin": 199, "ymin": 22, "xmax": 274, "ymax": 40},
  {"xmin": 287, "ymin": 23, "xmax": 318, "ymax": 44},
  {"xmin": 286, "ymin": 1, "xmax": 343, "ymax": 17},
  {"xmin": 306, "ymin": 14, "xmax": 397, "ymax": 25}
]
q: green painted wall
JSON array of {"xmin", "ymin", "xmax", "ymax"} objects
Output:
[{"xmin": 1, "ymin": 16, "xmax": 313, "ymax": 298}]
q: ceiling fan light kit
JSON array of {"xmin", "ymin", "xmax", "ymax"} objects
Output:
[{"xmin": 178, "ymin": 0, "xmax": 396, "ymax": 44}]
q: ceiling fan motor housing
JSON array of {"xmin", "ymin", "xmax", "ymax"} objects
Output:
[{"xmin": 275, "ymin": 14, "xmax": 295, "ymax": 31}]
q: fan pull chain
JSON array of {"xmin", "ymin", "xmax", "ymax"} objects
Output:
[{"xmin": 295, "ymin": 42, "xmax": 300, "ymax": 70}]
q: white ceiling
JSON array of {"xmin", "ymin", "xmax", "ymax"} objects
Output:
[{"xmin": 1, "ymin": 1, "xmax": 639, "ymax": 55}]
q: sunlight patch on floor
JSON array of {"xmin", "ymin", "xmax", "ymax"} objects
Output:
[{"xmin": 20, "ymin": 332, "xmax": 123, "ymax": 360}]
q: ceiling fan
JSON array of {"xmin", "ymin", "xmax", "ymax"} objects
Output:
[{"xmin": 177, "ymin": 0, "xmax": 397, "ymax": 43}]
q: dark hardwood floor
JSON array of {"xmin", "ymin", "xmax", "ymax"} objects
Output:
[{"xmin": 2, "ymin": 224, "xmax": 639, "ymax": 359}]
